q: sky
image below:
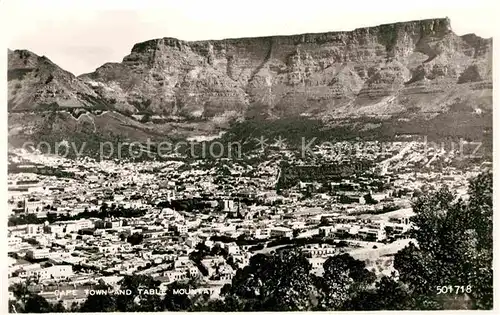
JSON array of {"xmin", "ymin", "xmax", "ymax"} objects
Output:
[{"xmin": 2, "ymin": 0, "xmax": 497, "ymax": 76}]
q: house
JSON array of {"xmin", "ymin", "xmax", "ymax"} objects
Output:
[
  {"xmin": 106, "ymin": 220, "xmax": 123, "ymax": 229},
  {"xmin": 302, "ymin": 244, "xmax": 337, "ymax": 258},
  {"xmin": 201, "ymin": 256, "xmax": 225, "ymax": 276},
  {"xmin": 213, "ymin": 264, "xmax": 234, "ymax": 282},
  {"xmin": 18, "ymin": 264, "xmax": 73, "ymax": 281},
  {"xmin": 39, "ymin": 265, "xmax": 74, "ymax": 281},
  {"xmin": 318, "ymin": 226, "xmax": 335, "ymax": 237},
  {"xmin": 26, "ymin": 224, "xmax": 44, "ymax": 235},
  {"xmin": 221, "ymin": 200, "xmax": 235, "ymax": 212},
  {"xmin": 334, "ymin": 224, "xmax": 359, "ymax": 238},
  {"xmin": 388, "ymin": 213, "xmax": 413, "ymax": 225},
  {"xmin": 358, "ymin": 227, "xmax": 386, "ymax": 242},
  {"xmin": 8, "ymin": 237, "xmax": 22, "ymax": 249},
  {"xmin": 98, "ymin": 244, "xmax": 120, "ymax": 255},
  {"xmin": 371, "ymin": 192, "xmax": 389, "ymax": 202},
  {"xmin": 223, "ymin": 243, "xmax": 240, "ymax": 255},
  {"xmin": 270, "ymin": 227, "xmax": 293, "ymax": 238},
  {"xmin": 18, "ymin": 263, "xmax": 42, "ymax": 278},
  {"xmin": 24, "ymin": 198, "xmax": 44, "ymax": 213},
  {"xmin": 27, "ymin": 248, "xmax": 50, "ymax": 260},
  {"xmin": 174, "ymin": 223, "xmax": 188, "ymax": 234},
  {"xmin": 45, "ymin": 224, "xmax": 64, "ymax": 235},
  {"xmin": 385, "ymin": 223, "xmax": 410, "ymax": 238},
  {"xmin": 164, "ymin": 270, "xmax": 189, "ymax": 283},
  {"xmin": 255, "ymin": 228, "xmax": 270, "ymax": 239}
]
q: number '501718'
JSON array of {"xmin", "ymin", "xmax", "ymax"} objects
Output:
[{"xmin": 436, "ymin": 285, "xmax": 472, "ymax": 294}]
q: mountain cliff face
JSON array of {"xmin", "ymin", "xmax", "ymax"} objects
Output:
[
  {"xmin": 8, "ymin": 18, "xmax": 493, "ymax": 144},
  {"xmin": 8, "ymin": 50, "xmax": 102, "ymax": 111},
  {"xmin": 80, "ymin": 17, "xmax": 492, "ymax": 119}
]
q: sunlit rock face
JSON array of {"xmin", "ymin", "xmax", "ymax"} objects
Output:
[{"xmin": 75, "ymin": 18, "xmax": 491, "ymax": 120}]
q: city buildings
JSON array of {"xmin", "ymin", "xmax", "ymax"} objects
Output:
[{"xmin": 7, "ymin": 138, "xmax": 485, "ymax": 308}]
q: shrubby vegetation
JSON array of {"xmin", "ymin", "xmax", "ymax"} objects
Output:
[{"xmin": 8, "ymin": 205, "xmax": 147, "ymax": 226}]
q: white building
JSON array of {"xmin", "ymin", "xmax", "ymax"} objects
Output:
[
  {"xmin": 27, "ymin": 248, "xmax": 50, "ymax": 260},
  {"xmin": 98, "ymin": 244, "xmax": 120, "ymax": 255},
  {"xmin": 224, "ymin": 243, "xmax": 240, "ymax": 255},
  {"xmin": 8, "ymin": 237, "xmax": 22, "ymax": 249},
  {"xmin": 174, "ymin": 224, "xmax": 188, "ymax": 234},
  {"xmin": 34, "ymin": 265, "xmax": 74, "ymax": 281},
  {"xmin": 24, "ymin": 198, "xmax": 44, "ymax": 213},
  {"xmin": 358, "ymin": 227, "xmax": 386, "ymax": 241},
  {"xmin": 270, "ymin": 227, "xmax": 293, "ymax": 238},
  {"xmin": 318, "ymin": 226, "xmax": 335, "ymax": 237}
]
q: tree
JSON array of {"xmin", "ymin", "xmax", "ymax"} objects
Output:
[
  {"xmin": 162, "ymin": 282, "xmax": 193, "ymax": 311},
  {"xmin": 11, "ymin": 283, "xmax": 32, "ymax": 303},
  {"xmin": 140, "ymin": 113, "xmax": 151, "ymax": 123},
  {"xmin": 363, "ymin": 193, "xmax": 378, "ymax": 205},
  {"xmin": 24, "ymin": 294, "xmax": 52, "ymax": 313},
  {"xmin": 116, "ymin": 275, "xmax": 163, "ymax": 312},
  {"xmin": 344, "ymin": 276, "xmax": 412, "ymax": 310},
  {"xmin": 119, "ymin": 232, "xmax": 128, "ymax": 242},
  {"xmin": 394, "ymin": 171, "xmax": 493, "ymax": 310},
  {"xmin": 100, "ymin": 203, "xmax": 108, "ymax": 212},
  {"xmin": 9, "ymin": 300, "xmax": 22, "ymax": 313},
  {"xmin": 460, "ymin": 171, "xmax": 493, "ymax": 309},
  {"xmin": 9, "ymin": 282, "xmax": 55, "ymax": 313},
  {"xmin": 79, "ymin": 284, "xmax": 117, "ymax": 312},
  {"xmin": 51, "ymin": 301, "xmax": 66, "ymax": 312},
  {"xmin": 127, "ymin": 233, "xmax": 144, "ymax": 246},
  {"xmin": 222, "ymin": 249, "xmax": 319, "ymax": 311},
  {"xmin": 317, "ymin": 253, "xmax": 376, "ymax": 310}
]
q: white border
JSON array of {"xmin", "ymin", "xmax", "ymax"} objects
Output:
[{"xmin": 1, "ymin": 1, "xmax": 498, "ymax": 314}]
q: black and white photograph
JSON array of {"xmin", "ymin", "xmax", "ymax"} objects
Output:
[{"xmin": 4, "ymin": 0, "xmax": 495, "ymax": 312}]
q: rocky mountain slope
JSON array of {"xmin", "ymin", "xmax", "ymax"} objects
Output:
[
  {"xmin": 8, "ymin": 18, "xmax": 492, "ymax": 146},
  {"xmin": 8, "ymin": 49, "xmax": 103, "ymax": 111}
]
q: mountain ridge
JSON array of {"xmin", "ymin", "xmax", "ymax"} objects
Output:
[{"xmin": 8, "ymin": 17, "xmax": 492, "ymax": 146}]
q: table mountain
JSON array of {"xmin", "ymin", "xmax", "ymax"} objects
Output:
[{"xmin": 8, "ymin": 18, "xmax": 492, "ymax": 145}]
